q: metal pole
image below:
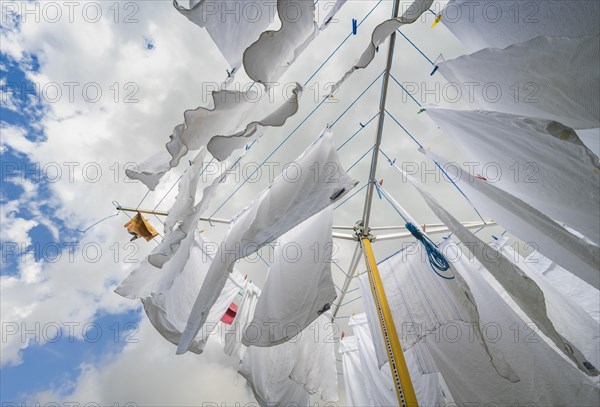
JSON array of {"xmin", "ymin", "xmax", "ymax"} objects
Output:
[
  {"xmin": 361, "ymin": 0, "xmax": 401, "ymax": 234},
  {"xmin": 332, "ymin": 243, "xmax": 362, "ymax": 319},
  {"xmin": 361, "ymin": 237, "xmax": 418, "ymax": 407},
  {"xmin": 116, "ymin": 206, "xmax": 231, "ymax": 225}
]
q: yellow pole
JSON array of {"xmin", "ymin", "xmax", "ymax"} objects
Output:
[{"xmin": 361, "ymin": 237, "xmax": 418, "ymax": 407}]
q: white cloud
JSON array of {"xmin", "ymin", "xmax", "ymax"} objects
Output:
[{"xmin": 25, "ymin": 319, "xmax": 257, "ymax": 406}]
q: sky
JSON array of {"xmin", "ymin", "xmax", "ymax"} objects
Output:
[{"xmin": 0, "ymin": 0, "xmax": 521, "ymax": 405}]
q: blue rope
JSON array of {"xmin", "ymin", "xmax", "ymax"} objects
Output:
[
  {"xmin": 373, "ymin": 181, "xmax": 453, "ymax": 279},
  {"xmin": 346, "ymin": 146, "xmax": 374, "ymax": 173},
  {"xmin": 337, "ymin": 112, "xmax": 379, "ymax": 151},
  {"xmin": 389, "ymin": 74, "xmax": 421, "ymax": 107},
  {"xmin": 334, "ymin": 183, "xmax": 367, "ymax": 210},
  {"xmin": 405, "ymin": 222, "xmax": 452, "ymax": 278},
  {"xmin": 396, "ymin": 29, "xmax": 434, "ymax": 66},
  {"xmin": 303, "ymin": 0, "xmax": 384, "ymax": 86},
  {"xmin": 209, "ymin": 96, "xmax": 329, "ymax": 218},
  {"xmin": 382, "ymin": 111, "xmax": 487, "ymax": 223},
  {"xmin": 331, "ymin": 71, "xmax": 384, "ymax": 127}
]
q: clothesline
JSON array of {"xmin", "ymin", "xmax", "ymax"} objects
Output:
[
  {"xmin": 379, "ymin": 112, "xmax": 487, "ymax": 223},
  {"xmin": 209, "ymin": 70, "xmax": 385, "ymax": 220}
]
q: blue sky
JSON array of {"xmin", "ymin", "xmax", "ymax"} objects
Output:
[{"xmin": 1, "ymin": 47, "xmax": 143, "ymax": 403}]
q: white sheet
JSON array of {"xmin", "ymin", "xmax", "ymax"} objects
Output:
[
  {"xmin": 223, "ymin": 281, "xmax": 261, "ymax": 361},
  {"xmin": 330, "ymin": 0, "xmax": 433, "ymax": 94},
  {"xmin": 426, "ymin": 107, "xmax": 600, "ymax": 244},
  {"xmin": 239, "ymin": 313, "xmax": 338, "ymax": 405},
  {"xmin": 127, "ymin": 84, "xmax": 302, "ymax": 189},
  {"xmin": 407, "ymin": 171, "xmax": 599, "ymax": 377},
  {"xmin": 438, "ymin": 34, "xmax": 600, "ymax": 129},
  {"xmin": 422, "ymin": 149, "xmax": 600, "ymax": 291},
  {"xmin": 140, "ymin": 232, "xmax": 246, "ymax": 354},
  {"xmin": 526, "ymin": 250, "xmax": 600, "ymax": 324},
  {"xmin": 245, "ymin": 207, "xmax": 337, "ymax": 347},
  {"xmin": 348, "ymin": 313, "xmax": 448, "ymax": 407},
  {"xmin": 177, "ymin": 129, "xmax": 357, "ymax": 354},
  {"xmin": 373, "ymin": 238, "xmax": 600, "ymax": 405},
  {"xmin": 498, "ymin": 238, "xmax": 600, "ymax": 372},
  {"xmin": 442, "ymin": 0, "xmax": 600, "ymax": 53},
  {"xmin": 243, "ymin": 0, "xmax": 318, "ymax": 87},
  {"xmin": 173, "ymin": 0, "xmax": 274, "ymax": 70}
]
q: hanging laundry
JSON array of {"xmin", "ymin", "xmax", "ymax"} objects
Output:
[
  {"xmin": 495, "ymin": 237, "xmax": 600, "ymax": 371},
  {"xmin": 243, "ymin": 0, "xmax": 318, "ymax": 88},
  {"xmin": 370, "ymin": 236, "xmax": 600, "ymax": 405},
  {"xmin": 140, "ymin": 231, "xmax": 247, "ymax": 354},
  {"xmin": 127, "ymin": 84, "xmax": 302, "ymax": 190},
  {"xmin": 441, "ymin": 0, "xmax": 600, "ymax": 53},
  {"xmin": 405, "ymin": 171, "xmax": 598, "ymax": 377},
  {"xmin": 437, "ymin": 34, "xmax": 600, "ymax": 129},
  {"xmin": 357, "ymin": 274, "xmax": 387, "ymax": 369},
  {"xmin": 244, "ymin": 207, "xmax": 337, "ymax": 347},
  {"xmin": 123, "ymin": 212, "xmax": 159, "ymax": 241},
  {"xmin": 318, "ymin": 0, "xmax": 347, "ymax": 31},
  {"xmin": 207, "ymin": 84, "xmax": 301, "ymax": 161},
  {"xmin": 426, "ymin": 107, "xmax": 600, "ymax": 244},
  {"xmin": 330, "ymin": 0, "xmax": 434, "ymax": 94},
  {"xmin": 177, "ymin": 129, "xmax": 358, "ymax": 354},
  {"xmin": 526, "ymin": 249, "xmax": 600, "ymax": 324},
  {"xmin": 239, "ymin": 313, "xmax": 338, "ymax": 405},
  {"xmin": 360, "ymin": 242, "xmax": 519, "ymax": 382},
  {"xmin": 173, "ymin": 0, "xmax": 274, "ymax": 71},
  {"xmin": 346, "ymin": 313, "xmax": 450, "ymax": 407},
  {"xmin": 435, "ymin": 239, "xmax": 600, "ymax": 405},
  {"xmin": 162, "ymin": 149, "xmax": 206, "ymax": 235},
  {"xmin": 224, "ymin": 281, "xmax": 261, "ymax": 361},
  {"xmin": 421, "ymin": 149, "xmax": 600, "ymax": 291},
  {"xmin": 116, "ymin": 148, "xmax": 236, "ymax": 299},
  {"xmin": 338, "ymin": 336, "xmax": 373, "ymax": 407}
]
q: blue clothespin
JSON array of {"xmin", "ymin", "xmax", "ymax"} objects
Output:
[
  {"xmin": 430, "ymin": 66, "xmax": 439, "ymax": 76},
  {"xmin": 360, "ymin": 122, "xmax": 365, "ymax": 128},
  {"xmin": 492, "ymin": 235, "xmax": 498, "ymax": 240},
  {"xmin": 352, "ymin": 19, "xmax": 358, "ymax": 35},
  {"xmin": 375, "ymin": 46, "xmax": 379, "ymax": 52}
]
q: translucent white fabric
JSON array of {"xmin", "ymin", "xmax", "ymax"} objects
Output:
[
  {"xmin": 338, "ymin": 336, "xmax": 373, "ymax": 407},
  {"xmin": 526, "ymin": 250, "xmax": 600, "ymax": 324},
  {"xmin": 140, "ymin": 231, "xmax": 246, "ymax": 354},
  {"xmin": 426, "ymin": 107, "xmax": 600, "ymax": 244},
  {"xmin": 173, "ymin": 0, "xmax": 274, "ymax": 70},
  {"xmin": 372, "ymin": 238, "xmax": 600, "ymax": 405},
  {"xmin": 330, "ymin": 0, "xmax": 433, "ymax": 94},
  {"xmin": 408, "ymin": 173, "xmax": 599, "ymax": 377},
  {"xmin": 357, "ymin": 274, "xmax": 387, "ymax": 368},
  {"xmin": 362, "ymin": 242, "xmax": 519, "ymax": 382},
  {"xmin": 347, "ymin": 313, "xmax": 449, "ymax": 407},
  {"xmin": 436, "ymin": 240, "xmax": 600, "ymax": 405},
  {"xmin": 497, "ymin": 238, "xmax": 600, "ymax": 372},
  {"xmin": 245, "ymin": 207, "xmax": 337, "ymax": 347},
  {"xmin": 239, "ymin": 313, "xmax": 338, "ymax": 405},
  {"xmin": 116, "ymin": 148, "xmax": 243, "ymax": 299},
  {"xmin": 223, "ymin": 281, "xmax": 261, "ymax": 361},
  {"xmin": 438, "ymin": 34, "xmax": 600, "ymax": 129},
  {"xmin": 177, "ymin": 129, "xmax": 358, "ymax": 354},
  {"xmin": 442, "ymin": 0, "xmax": 600, "ymax": 53},
  {"xmin": 243, "ymin": 0, "xmax": 318, "ymax": 87},
  {"xmin": 127, "ymin": 84, "xmax": 301, "ymax": 189},
  {"xmin": 422, "ymin": 149, "xmax": 600, "ymax": 291}
]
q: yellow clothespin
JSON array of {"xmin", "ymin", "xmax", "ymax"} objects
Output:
[{"xmin": 432, "ymin": 13, "xmax": 442, "ymax": 28}]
